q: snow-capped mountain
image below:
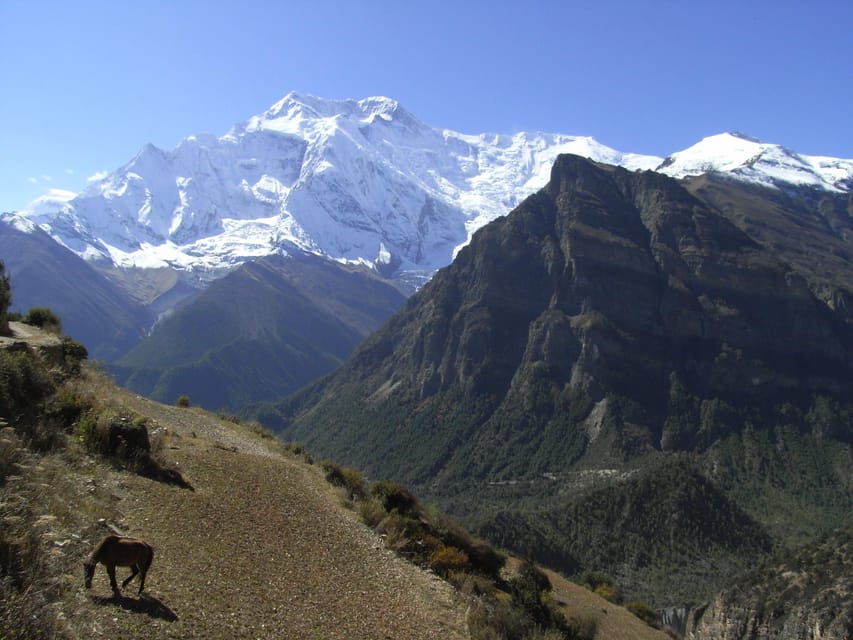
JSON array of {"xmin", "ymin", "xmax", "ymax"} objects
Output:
[
  {"xmin": 11, "ymin": 93, "xmax": 853, "ymax": 282},
  {"xmin": 657, "ymin": 132, "xmax": 853, "ymax": 191}
]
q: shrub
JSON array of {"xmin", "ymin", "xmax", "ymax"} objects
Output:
[
  {"xmin": 567, "ymin": 613, "xmax": 598, "ymax": 640},
  {"xmin": 468, "ymin": 595, "xmax": 532, "ymax": 640},
  {"xmin": 357, "ymin": 496, "xmax": 388, "ymax": 528},
  {"xmin": 577, "ymin": 569, "xmax": 613, "ymax": 591},
  {"xmin": 432, "ymin": 513, "xmax": 505, "ymax": 578},
  {"xmin": 321, "ymin": 460, "xmax": 368, "ymax": 500},
  {"xmin": 23, "ymin": 307, "xmax": 61, "ymax": 333},
  {"xmin": 0, "ymin": 348, "xmax": 57, "ymax": 449},
  {"xmin": 61, "ymin": 337, "xmax": 88, "ymax": 374},
  {"xmin": 0, "ymin": 425, "xmax": 22, "ymax": 481},
  {"xmin": 429, "ymin": 544, "xmax": 471, "ymax": 577},
  {"xmin": 626, "ymin": 601, "xmax": 660, "ymax": 627},
  {"xmin": 578, "ymin": 569, "xmax": 623, "ymax": 603},
  {"xmin": 371, "ymin": 480, "xmax": 421, "ymax": 517},
  {"xmin": 176, "ymin": 395, "xmax": 191, "ymax": 408},
  {"xmin": 593, "ymin": 582, "xmax": 623, "ymax": 604}
]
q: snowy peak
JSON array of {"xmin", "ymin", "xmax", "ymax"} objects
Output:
[
  {"xmin": 245, "ymin": 93, "xmax": 417, "ymax": 139},
  {"xmin": 13, "ymin": 94, "xmax": 853, "ymax": 281},
  {"xmin": 264, "ymin": 92, "xmax": 401, "ymax": 122},
  {"xmin": 657, "ymin": 132, "xmax": 853, "ymax": 191}
]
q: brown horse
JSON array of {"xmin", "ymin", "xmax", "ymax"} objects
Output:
[{"xmin": 84, "ymin": 535, "xmax": 154, "ymax": 597}]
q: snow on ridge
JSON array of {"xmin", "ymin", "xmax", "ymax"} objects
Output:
[
  {"xmin": 0, "ymin": 211, "xmax": 38, "ymax": 234},
  {"xmin": 657, "ymin": 132, "xmax": 853, "ymax": 191}
]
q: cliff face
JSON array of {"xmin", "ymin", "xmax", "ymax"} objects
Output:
[
  {"xmin": 685, "ymin": 174, "xmax": 853, "ymax": 326},
  {"xmin": 687, "ymin": 526, "xmax": 853, "ymax": 640},
  {"xmin": 411, "ymin": 154, "xmax": 849, "ymax": 413}
]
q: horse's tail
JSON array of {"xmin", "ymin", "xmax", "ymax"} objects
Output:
[{"xmin": 143, "ymin": 542, "xmax": 154, "ymax": 571}]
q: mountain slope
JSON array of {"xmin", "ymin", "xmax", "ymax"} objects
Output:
[
  {"xmin": 0, "ymin": 215, "xmax": 153, "ymax": 360},
  {"xmin": 684, "ymin": 173, "xmax": 853, "ymax": 322},
  {"xmin": 112, "ymin": 252, "xmax": 406, "ymax": 411},
  {"xmin": 264, "ymin": 154, "xmax": 853, "ymax": 605},
  {"xmin": 0, "ymin": 362, "xmax": 469, "ymax": 639},
  {"xmin": 1, "ymin": 328, "xmax": 669, "ymax": 640}
]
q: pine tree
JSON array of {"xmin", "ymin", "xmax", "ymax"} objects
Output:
[{"xmin": 0, "ymin": 259, "xmax": 10, "ymax": 335}]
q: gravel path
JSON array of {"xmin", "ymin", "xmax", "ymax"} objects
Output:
[{"xmin": 71, "ymin": 391, "xmax": 469, "ymax": 639}]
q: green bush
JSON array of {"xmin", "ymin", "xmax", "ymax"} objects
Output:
[
  {"xmin": 626, "ymin": 601, "xmax": 660, "ymax": 627},
  {"xmin": 371, "ymin": 480, "xmax": 421, "ymax": 517},
  {"xmin": 0, "ymin": 349, "xmax": 58, "ymax": 449},
  {"xmin": 321, "ymin": 460, "xmax": 368, "ymax": 500},
  {"xmin": 509, "ymin": 561, "xmax": 566, "ymax": 630},
  {"xmin": 176, "ymin": 395, "xmax": 191, "ymax": 408},
  {"xmin": 578, "ymin": 569, "xmax": 623, "ymax": 604},
  {"xmin": 429, "ymin": 544, "xmax": 471, "ymax": 577},
  {"xmin": 61, "ymin": 337, "xmax": 88, "ymax": 374},
  {"xmin": 23, "ymin": 307, "xmax": 62, "ymax": 333}
]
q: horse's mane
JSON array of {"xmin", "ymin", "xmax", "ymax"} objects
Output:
[{"xmin": 86, "ymin": 535, "xmax": 112, "ymax": 564}]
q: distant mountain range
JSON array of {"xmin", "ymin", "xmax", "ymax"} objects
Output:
[{"xmin": 6, "ymin": 93, "xmax": 852, "ymax": 290}]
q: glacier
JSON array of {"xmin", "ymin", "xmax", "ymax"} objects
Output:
[{"xmin": 12, "ymin": 93, "xmax": 853, "ymax": 282}]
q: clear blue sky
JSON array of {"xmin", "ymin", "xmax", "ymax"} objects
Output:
[{"xmin": 2, "ymin": 0, "xmax": 851, "ymax": 213}]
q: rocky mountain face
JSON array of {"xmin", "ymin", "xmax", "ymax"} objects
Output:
[
  {"xmin": 4, "ymin": 94, "xmax": 852, "ymax": 385},
  {"xmin": 269, "ymin": 154, "xmax": 853, "ymax": 609},
  {"xmin": 684, "ymin": 174, "xmax": 853, "ymax": 324},
  {"xmin": 276, "ymin": 154, "xmax": 852, "ymax": 475}
]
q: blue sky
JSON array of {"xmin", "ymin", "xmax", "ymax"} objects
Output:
[{"xmin": 2, "ymin": 0, "xmax": 851, "ymax": 212}]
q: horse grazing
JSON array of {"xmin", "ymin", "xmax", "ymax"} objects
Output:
[{"xmin": 84, "ymin": 535, "xmax": 154, "ymax": 597}]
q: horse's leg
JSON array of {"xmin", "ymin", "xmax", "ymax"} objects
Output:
[
  {"xmin": 106, "ymin": 564, "xmax": 120, "ymax": 597},
  {"xmin": 122, "ymin": 564, "xmax": 139, "ymax": 589}
]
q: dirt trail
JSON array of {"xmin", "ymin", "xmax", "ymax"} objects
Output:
[{"xmin": 70, "ymin": 393, "xmax": 469, "ymax": 639}]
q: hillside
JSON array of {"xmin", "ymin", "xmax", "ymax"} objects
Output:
[
  {"xmin": 112, "ymin": 252, "xmax": 406, "ymax": 411},
  {"xmin": 1, "ymin": 323, "xmax": 670, "ymax": 640},
  {"xmin": 0, "ymin": 220, "xmax": 154, "ymax": 361}
]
